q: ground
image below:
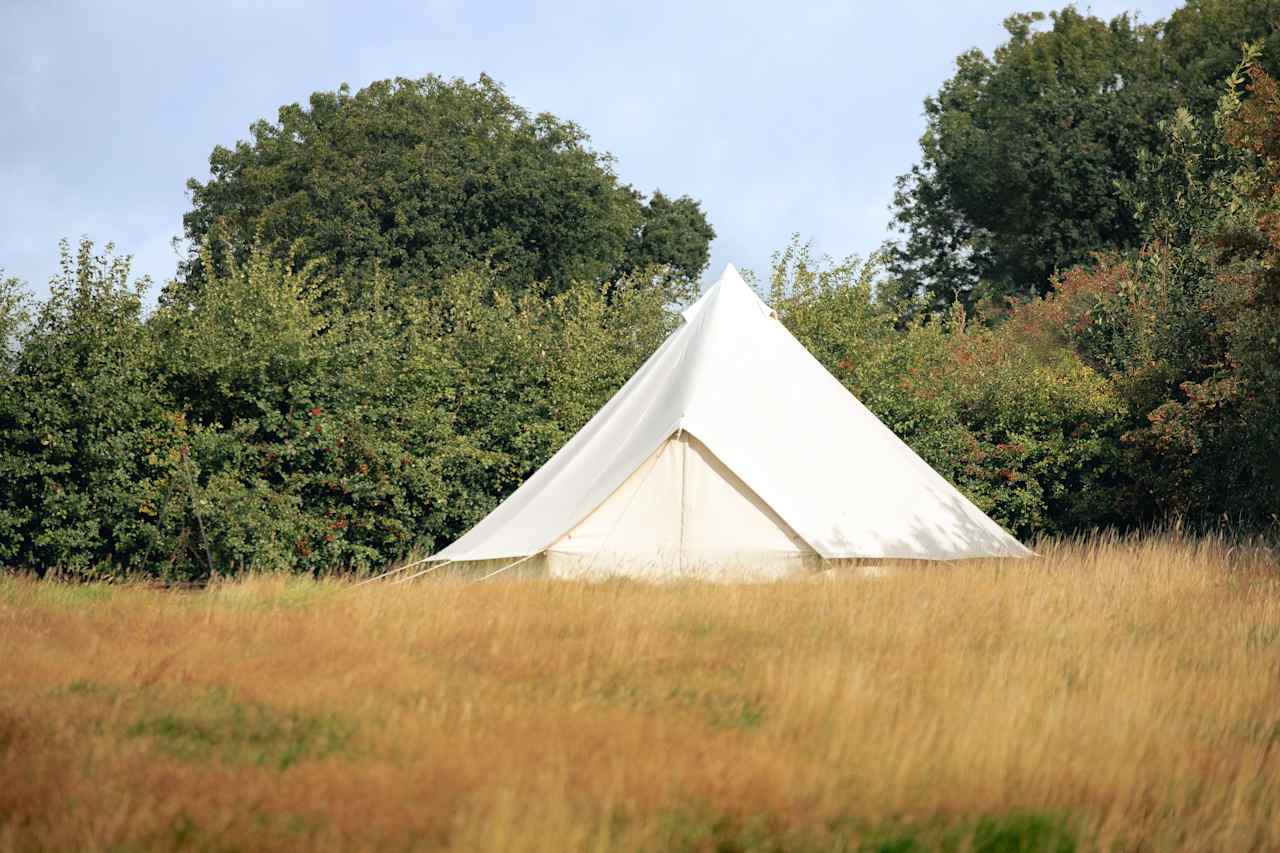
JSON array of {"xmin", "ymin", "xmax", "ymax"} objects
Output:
[{"xmin": 1, "ymin": 535, "xmax": 1278, "ymax": 851}]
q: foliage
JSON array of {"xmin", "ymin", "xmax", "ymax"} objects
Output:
[
  {"xmin": 889, "ymin": 1, "xmax": 1280, "ymax": 310},
  {"xmin": 0, "ymin": 271, "xmax": 27, "ymax": 358},
  {"xmin": 878, "ymin": 25, "xmax": 1280, "ymax": 533},
  {"xmin": 149, "ymin": 241, "xmax": 452, "ymax": 575},
  {"xmin": 1049, "ymin": 45, "xmax": 1280, "ymax": 527},
  {"xmin": 1162, "ymin": 0, "xmax": 1280, "ymax": 118},
  {"xmin": 616, "ymin": 189, "xmax": 716, "ymax": 287},
  {"xmin": 0, "ymin": 240, "xmax": 177, "ymax": 576},
  {"xmin": 0, "ymin": 273, "xmax": 29, "ymax": 560},
  {"xmin": 179, "ymin": 74, "xmax": 713, "ymax": 303},
  {"xmin": 0, "ymin": 232, "xmax": 680, "ymax": 577}
]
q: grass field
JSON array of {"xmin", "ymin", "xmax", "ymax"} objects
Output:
[{"xmin": 2, "ymin": 534, "xmax": 1279, "ymax": 852}]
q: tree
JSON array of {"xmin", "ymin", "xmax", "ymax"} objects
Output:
[
  {"xmin": 1124, "ymin": 46, "xmax": 1280, "ymax": 526},
  {"xmin": 178, "ymin": 75, "xmax": 713, "ymax": 303},
  {"xmin": 618, "ymin": 190, "xmax": 716, "ymax": 285},
  {"xmin": 0, "ymin": 272, "xmax": 29, "ymax": 561},
  {"xmin": 1007, "ymin": 44, "xmax": 1280, "ymax": 529},
  {"xmin": 0, "ymin": 271, "xmax": 25, "ymax": 358},
  {"xmin": 888, "ymin": 2, "xmax": 1280, "ymax": 312},
  {"xmin": 1162, "ymin": 0, "xmax": 1280, "ymax": 118},
  {"xmin": 0, "ymin": 240, "xmax": 178, "ymax": 575}
]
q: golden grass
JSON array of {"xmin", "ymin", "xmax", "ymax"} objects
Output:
[{"xmin": 2, "ymin": 534, "xmax": 1278, "ymax": 851}]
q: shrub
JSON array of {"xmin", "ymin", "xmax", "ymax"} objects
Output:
[{"xmin": 0, "ymin": 240, "xmax": 179, "ymax": 576}]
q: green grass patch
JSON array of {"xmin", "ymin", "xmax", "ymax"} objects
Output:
[
  {"xmin": 52, "ymin": 678, "xmax": 119, "ymax": 698},
  {"xmin": 653, "ymin": 809, "xmax": 1078, "ymax": 853},
  {"xmin": 107, "ymin": 809, "xmax": 332, "ymax": 853},
  {"xmin": 667, "ymin": 686, "xmax": 766, "ymax": 730},
  {"xmin": 582, "ymin": 675, "xmax": 765, "ymax": 730},
  {"xmin": 0, "ymin": 578, "xmax": 116, "ymax": 608},
  {"xmin": 125, "ymin": 688, "xmax": 356, "ymax": 769}
]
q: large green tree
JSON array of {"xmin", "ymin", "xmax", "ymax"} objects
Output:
[
  {"xmin": 178, "ymin": 74, "xmax": 713, "ymax": 302},
  {"xmin": 889, "ymin": 1, "xmax": 1280, "ymax": 311}
]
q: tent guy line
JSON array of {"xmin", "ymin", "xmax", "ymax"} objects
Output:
[{"xmin": 352, "ymin": 555, "xmax": 436, "ymax": 587}]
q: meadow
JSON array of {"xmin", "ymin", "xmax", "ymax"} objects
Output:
[{"xmin": 2, "ymin": 534, "xmax": 1278, "ymax": 852}]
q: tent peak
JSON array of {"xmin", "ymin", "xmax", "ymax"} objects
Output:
[
  {"xmin": 717, "ymin": 263, "xmax": 757, "ymax": 296},
  {"xmin": 682, "ymin": 262, "xmax": 774, "ymax": 324}
]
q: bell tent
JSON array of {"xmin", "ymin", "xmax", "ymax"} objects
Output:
[{"xmin": 427, "ymin": 264, "xmax": 1032, "ymax": 581}]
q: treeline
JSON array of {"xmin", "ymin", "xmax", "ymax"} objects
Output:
[
  {"xmin": 0, "ymin": 76, "xmax": 708, "ymax": 579},
  {"xmin": 0, "ymin": 243, "xmax": 687, "ymax": 578},
  {"xmin": 2, "ymin": 0, "xmax": 1278, "ymax": 578}
]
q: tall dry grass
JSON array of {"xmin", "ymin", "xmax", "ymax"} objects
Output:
[{"xmin": 1, "ymin": 533, "xmax": 1278, "ymax": 851}]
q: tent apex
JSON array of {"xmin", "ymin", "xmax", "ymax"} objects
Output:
[{"xmin": 718, "ymin": 263, "xmax": 752, "ymax": 292}]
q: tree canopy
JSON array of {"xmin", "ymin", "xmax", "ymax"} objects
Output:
[
  {"xmin": 179, "ymin": 75, "xmax": 713, "ymax": 301},
  {"xmin": 888, "ymin": 0, "xmax": 1280, "ymax": 311}
]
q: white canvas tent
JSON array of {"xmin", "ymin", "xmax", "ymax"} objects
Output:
[{"xmin": 427, "ymin": 264, "xmax": 1032, "ymax": 581}]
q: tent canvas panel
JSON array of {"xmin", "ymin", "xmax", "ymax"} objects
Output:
[{"xmin": 544, "ymin": 431, "xmax": 816, "ymax": 581}]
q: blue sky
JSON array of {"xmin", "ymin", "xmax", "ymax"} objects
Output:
[{"xmin": 2, "ymin": 0, "xmax": 1183, "ymax": 300}]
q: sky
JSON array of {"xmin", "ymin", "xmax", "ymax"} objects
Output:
[{"xmin": 2, "ymin": 0, "xmax": 1185, "ymax": 301}]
